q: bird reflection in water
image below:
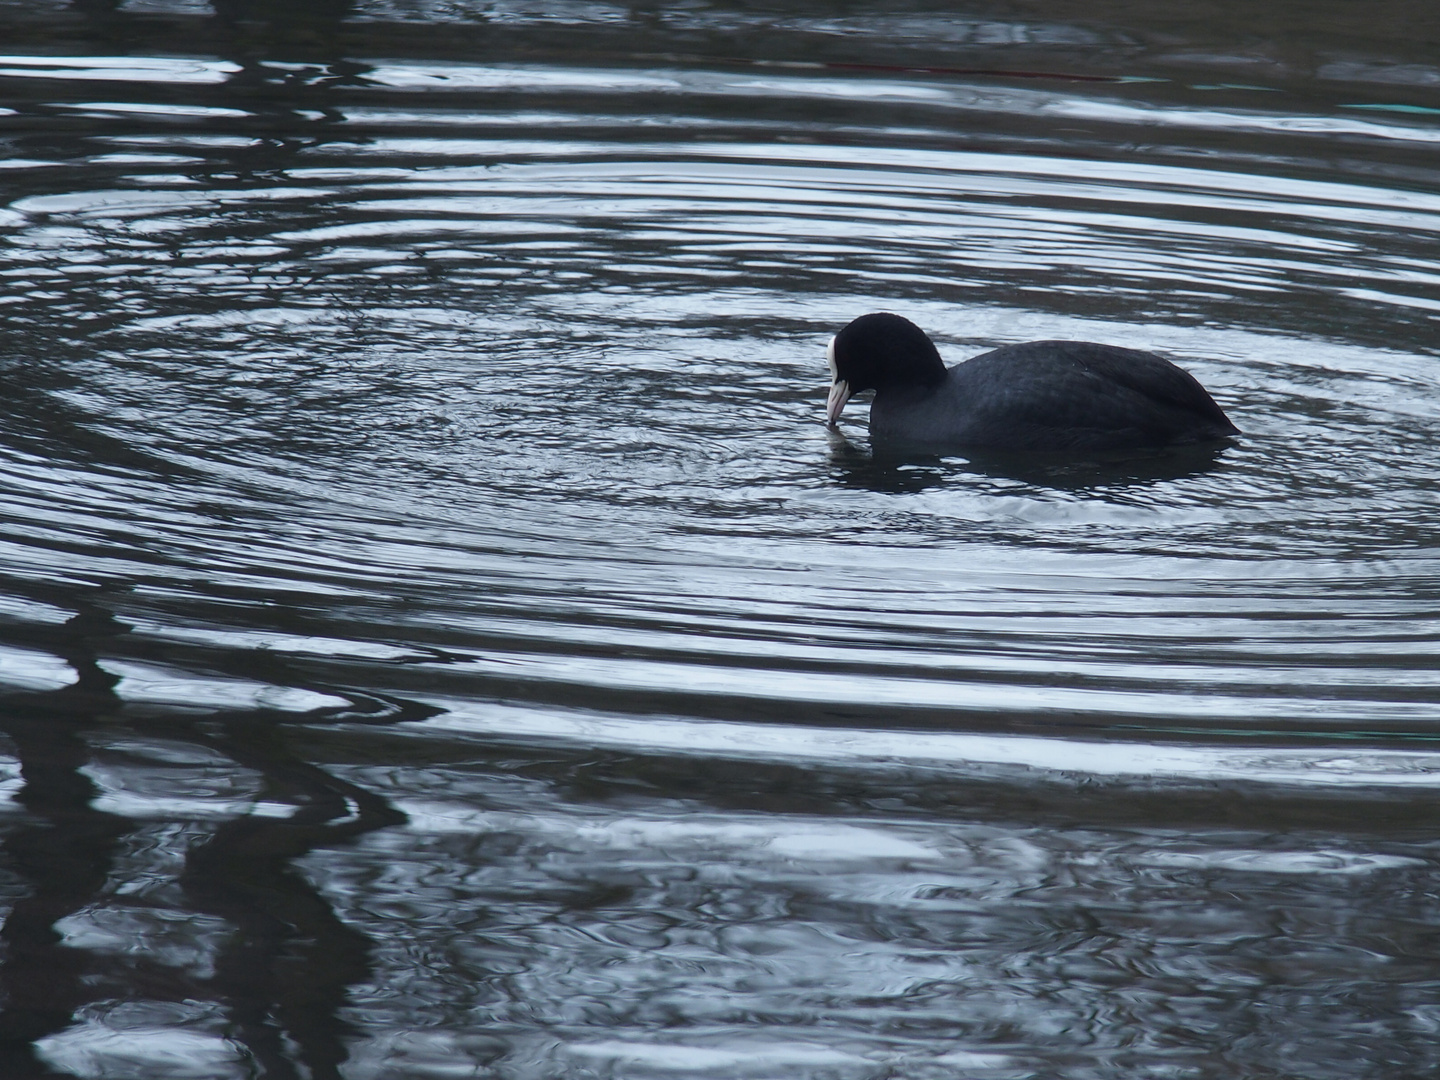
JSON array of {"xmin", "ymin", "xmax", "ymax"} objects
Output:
[{"xmin": 828, "ymin": 425, "xmax": 1235, "ymax": 495}]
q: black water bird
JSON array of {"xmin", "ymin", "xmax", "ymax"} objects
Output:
[{"xmin": 825, "ymin": 313, "xmax": 1238, "ymax": 453}]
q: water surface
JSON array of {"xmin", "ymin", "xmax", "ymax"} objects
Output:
[{"xmin": 1, "ymin": 2, "xmax": 1440, "ymax": 1077}]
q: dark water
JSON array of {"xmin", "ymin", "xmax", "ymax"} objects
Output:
[{"xmin": 2, "ymin": 1, "xmax": 1440, "ymax": 1077}]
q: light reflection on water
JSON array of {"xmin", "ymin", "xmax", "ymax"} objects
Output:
[{"xmin": 1, "ymin": 1, "xmax": 1439, "ymax": 1077}]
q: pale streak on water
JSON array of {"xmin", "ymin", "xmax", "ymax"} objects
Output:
[{"xmin": 1, "ymin": 2, "xmax": 1439, "ymax": 1078}]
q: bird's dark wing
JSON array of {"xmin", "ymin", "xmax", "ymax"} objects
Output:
[{"xmin": 934, "ymin": 340, "xmax": 1237, "ymax": 451}]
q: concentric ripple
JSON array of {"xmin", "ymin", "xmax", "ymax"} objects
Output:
[
  {"xmin": 3, "ymin": 15, "xmax": 1440, "ymax": 1076},
  {"xmin": 2, "ymin": 60, "xmax": 1439, "ymax": 754}
]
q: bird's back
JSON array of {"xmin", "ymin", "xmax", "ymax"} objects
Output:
[{"xmin": 869, "ymin": 340, "xmax": 1238, "ymax": 452}]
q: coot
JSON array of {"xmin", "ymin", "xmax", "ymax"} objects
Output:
[{"xmin": 826, "ymin": 312, "xmax": 1238, "ymax": 452}]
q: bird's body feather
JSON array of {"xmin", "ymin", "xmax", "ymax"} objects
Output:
[{"xmin": 869, "ymin": 340, "xmax": 1237, "ymax": 452}]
